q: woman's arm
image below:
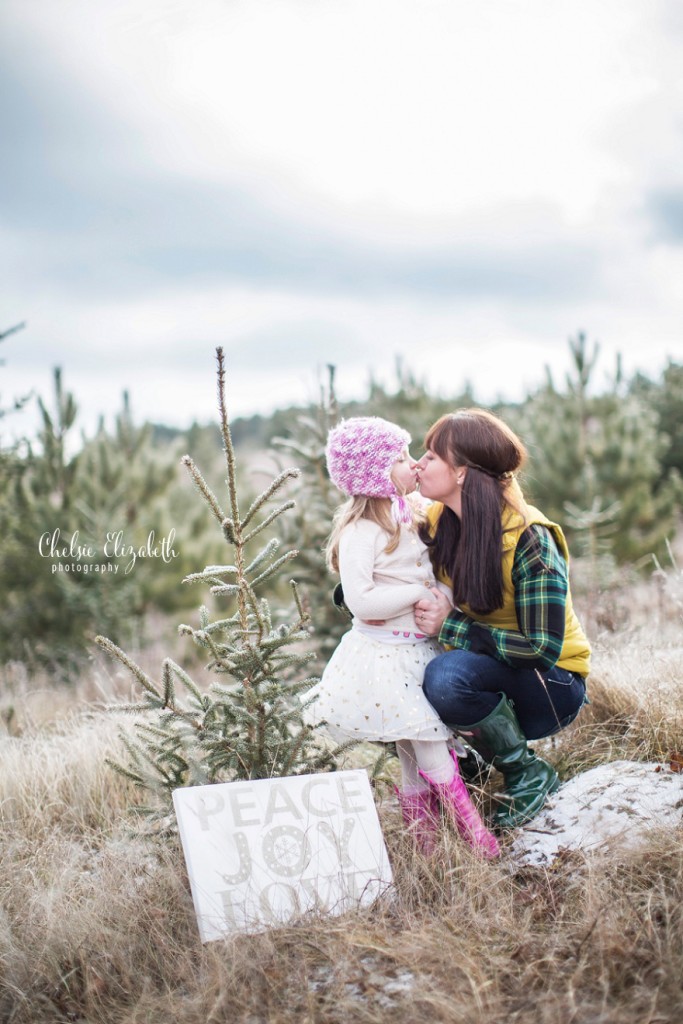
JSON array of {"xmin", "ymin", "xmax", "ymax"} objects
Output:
[{"xmin": 437, "ymin": 525, "xmax": 568, "ymax": 670}]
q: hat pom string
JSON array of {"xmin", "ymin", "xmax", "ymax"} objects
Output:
[{"xmin": 390, "ymin": 494, "xmax": 413, "ymax": 525}]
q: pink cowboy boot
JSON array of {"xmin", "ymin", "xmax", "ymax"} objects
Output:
[
  {"xmin": 419, "ymin": 750, "xmax": 500, "ymax": 859},
  {"xmin": 395, "ymin": 786, "xmax": 440, "ymax": 856}
]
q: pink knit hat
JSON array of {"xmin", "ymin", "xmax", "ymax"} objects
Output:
[{"xmin": 326, "ymin": 417, "xmax": 411, "ymax": 497}]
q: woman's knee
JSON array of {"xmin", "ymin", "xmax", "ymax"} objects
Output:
[
  {"xmin": 522, "ymin": 672, "xmax": 587, "ymax": 740},
  {"xmin": 541, "ymin": 674, "xmax": 587, "ymax": 737}
]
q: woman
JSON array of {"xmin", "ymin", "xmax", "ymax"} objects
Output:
[{"xmin": 413, "ymin": 409, "xmax": 590, "ymax": 829}]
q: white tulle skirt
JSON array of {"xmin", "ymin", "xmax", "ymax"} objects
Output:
[{"xmin": 304, "ymin": 628, "xmax": 451, "ymax": 743}]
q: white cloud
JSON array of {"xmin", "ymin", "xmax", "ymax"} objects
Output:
[
  {"xmin": 1, "ymin": 0, "xmax": 681, "ymax": 441},
  {"xmin": 6, "ymin": 0, "xmax": 660, "ymax": 221}
]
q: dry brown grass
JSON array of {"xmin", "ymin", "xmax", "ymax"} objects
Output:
[
  {"xmin": 1, "ymin": 574, "xmax": 683, "ymax": 1024},
  {"xmin": 3, "ymin": 809, "xmax": 682, "ymax": 1024},
  {"xmin": 547, "ymin": 617, "xmax": 683, "ymax": 783}
]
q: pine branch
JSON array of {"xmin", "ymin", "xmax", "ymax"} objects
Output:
[
  {"xmin": 290, "ymin": 579, "xmax": 307, "ymax": 622},
  {"xmin": 215, "ymin": 347, "xmax": 240, "ymax": 528},
  {"xmin": 95, "ymin": 636, "xmax": 162, "ymax": 699},
  {"xmin": 245, "ymin": 537, "xmax": 279, "ymax": 575},
  {"xmin": 105, "ymin": 758, "xmax": 145, "ymax": 786},
  {"xmin": 180, "ymin": 455, "xmax": 225, "ymax": 524},
  {"xmin": 165, "ymin": 659, "xmax": 207, "ymax": 707},
  {"xmin": 243, "ymin": 501, "xmax": 296, "ymax": 544},
  {"xmin": 162, "ymin": 661, "xmax": 174, "ymax": 707},
  {"xmin": 250, "ymin": 549, "xmax": 299, "ymax": 589},
  {"xmin": 241, "ymin": 468, "xmax": 300, "ymax": 529}
]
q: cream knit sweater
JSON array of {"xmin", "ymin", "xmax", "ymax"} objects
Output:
[{"xmin": 338, "ymin": 519, "xmax": 446, "ymax": 632}]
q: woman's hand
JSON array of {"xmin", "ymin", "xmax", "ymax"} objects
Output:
[{"xmin": 414, "ymin": 587, "xmax": 451, "ymax": 636}]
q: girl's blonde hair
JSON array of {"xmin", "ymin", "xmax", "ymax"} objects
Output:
[{"xmin": 325, "ymin": 493, "xmax": 425, "ymax": 573}]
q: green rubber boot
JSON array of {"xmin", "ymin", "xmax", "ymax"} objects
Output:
[{"xmin": 455, "ymin": 695, "xmax": 560, "ymax": 829}]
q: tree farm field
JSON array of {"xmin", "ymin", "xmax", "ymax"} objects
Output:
[
  {"xmin": 1, "ymin": 341, "xmax": 682, "ymax": 1021},
  {"xmin": 1, "ymin": 571, "xmax": 682, "ymax": 1024}
]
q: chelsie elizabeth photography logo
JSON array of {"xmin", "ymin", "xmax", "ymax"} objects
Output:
[{"xmin": 38, "ymin": 528, "xmax": 178, "ymax": 575}]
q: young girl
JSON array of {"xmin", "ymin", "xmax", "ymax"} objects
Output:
[{"xmin": 305, "ymin": 416, "xmax": 499, "ymax": 858}]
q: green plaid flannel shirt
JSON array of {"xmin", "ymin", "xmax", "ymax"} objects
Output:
[{"xmin": 438, "ymin": 524, "xmax": 568, "ymax": 671}]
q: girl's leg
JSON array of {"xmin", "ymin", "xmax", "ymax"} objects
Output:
[
  {"xmin": 394, "ymin": 740, "xmax": 439, "ymax": 854},
  {"xmin": 411, "ymin": 739, "xmax": 499, "ymax": 858},
  {"xmin": 395, "ymin": 739, "xmax": 431, "ymax": 792},
  {"xmin": 409, "ymin": 740, "xmax": 456, "ymax": 782}
]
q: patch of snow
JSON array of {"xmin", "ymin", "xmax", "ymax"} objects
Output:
[{"xmin": 508, "ymin": 760, "xmax": 683, "ymax": 867}]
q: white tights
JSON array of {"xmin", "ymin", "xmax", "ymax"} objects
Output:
[{"xmin": 395, "ymin": 739, "xmax": 455, "ymax": 792}]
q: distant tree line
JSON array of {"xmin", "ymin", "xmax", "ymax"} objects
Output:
[{"xmin": 1, "ymin": 330, "xmax": 680, "ymax": 676}]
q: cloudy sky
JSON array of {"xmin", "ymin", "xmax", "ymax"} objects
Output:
[{"xmin": 1, "ymin": 0, "xmax": 682, "ymax": 439}]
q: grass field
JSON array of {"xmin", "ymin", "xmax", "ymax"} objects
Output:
[{"xmin": 1, "ymin": 565, "xmax": 682, "ymax": 1024}]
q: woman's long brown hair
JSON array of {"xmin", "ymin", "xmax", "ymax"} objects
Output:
[{"xmin": 419, "ymin": 409, "xmax": 527, "ymax": 614}]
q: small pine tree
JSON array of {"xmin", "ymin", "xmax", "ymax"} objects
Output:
[{"xmin": 96, "ymin": 348, "xmax": 347, "ymax": 816}]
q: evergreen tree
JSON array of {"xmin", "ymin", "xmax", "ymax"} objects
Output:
[
  {"xmin": 75, "ymin": 392, "xmax": 189, "ymax": 617},
  {"xmin": 97, "ymin": 348, "xmax": 346, "ymax": 815},
  {"xmin": 511, "ymin": 333, "xmax": 680, "ymax": 564},
  {"xmin": 630, "ymin": 360, "xmax": 683, "ymax": 490},
  {"xmin": 0, "ymin": 368, "xmax": 108, "ymax": 671},
  {"xmin": 0, "ymin": 371, "xmax": 178, "ymax": 673}
]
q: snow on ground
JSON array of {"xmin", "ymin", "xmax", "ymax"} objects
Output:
[{"xmin": 508, "ymin": 761, "xmax": 683, "ymax": 867}]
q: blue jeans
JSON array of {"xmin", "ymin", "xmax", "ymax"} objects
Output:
[{"xmin": 423, "ymin": 649, "xmax": 587, "ymax": 741}]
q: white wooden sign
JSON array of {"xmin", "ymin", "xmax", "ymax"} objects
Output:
[{"xmin": 172, "ymin": 770, "xmax": 394, "ymax": 941}]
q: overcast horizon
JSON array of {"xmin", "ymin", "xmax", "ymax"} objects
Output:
[{"xmin": 2, "ymin": 0, "xmax": 682, "ymax": 441}]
